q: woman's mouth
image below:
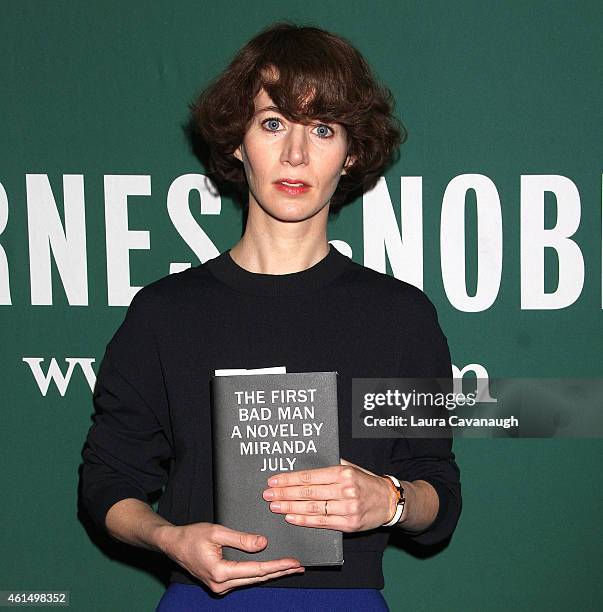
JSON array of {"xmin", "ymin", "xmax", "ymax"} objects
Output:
[{"xmin": 273, "ymin": 179, "xmax": 311, "ymax": 196}]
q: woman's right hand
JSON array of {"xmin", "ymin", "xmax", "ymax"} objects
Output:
[{"xmin": 156, "ymin": 522, "xmax": 305, "ymax": 595}]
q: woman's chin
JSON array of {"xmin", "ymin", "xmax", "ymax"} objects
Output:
[{"xmin": 256, "ymin": 198, "xmax": 328, "ymax": 223}]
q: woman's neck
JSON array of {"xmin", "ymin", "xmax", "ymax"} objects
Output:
[
  {"xmin": 229, "ymin": 235, "xmax": 330, "ymax": 275},
  {"xmin": 229, "ymin": 199, "xmax": 331, "ymax": 274}
]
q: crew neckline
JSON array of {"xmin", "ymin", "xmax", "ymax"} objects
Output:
[{"xmin": 205, "ymin": 244, "xmax": 352, "ymax": 296}]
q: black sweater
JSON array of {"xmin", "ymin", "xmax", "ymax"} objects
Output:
[{"xmin": 80, "ymin": 244, "xmax": 462, "ymax": 589}]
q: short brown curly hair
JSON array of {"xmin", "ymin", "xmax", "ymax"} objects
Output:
[{"xmin": 190, "ymin": 22, "xmax": 406, "ymax": 212}]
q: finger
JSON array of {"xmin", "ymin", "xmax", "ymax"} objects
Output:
[
  {"xmin": 209, "ymin": 524, "xmax": 271, "ymax": 552},
  {"xmin": 263, "ymin": 482, "xmax": 341, "ymax": 502},
  {"xmin": 284, "ymin": 512, "xmax": 349, "ymax": 530},
  {"xmin": 218, "ymin": 557, "xmax": 303, "ymax": 581},
  {"xmin": 266, "ymin": 464, "xmax": 344, "ymax": 488},
  {"xmin": 269, "ymin": 499, "xmax": 348, "ymax": 516},
  {"xmin": 214, "ymin": 565, "xmax": 306, "ymax": 594},
  {"xmin": 211, "ymin": 526, "xmax": 303, "ymax": 580}
]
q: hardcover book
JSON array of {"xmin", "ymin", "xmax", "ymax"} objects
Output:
[{"xmin": 210, "ymin": 369, "xmax": 343, "ymax": 566}]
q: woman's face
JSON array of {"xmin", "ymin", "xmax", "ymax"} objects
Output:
[{"xmin": 233, "ymin": 88, "xmax": 352, "ymax": 223}]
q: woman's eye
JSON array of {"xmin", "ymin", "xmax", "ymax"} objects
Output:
[
  {"xmin": 262, "ymin": 117, "xmax": 282, "ymax": 132},
  {"xmin": 314, "ymin": 124, "xmax": 334, "ymax": 138}
]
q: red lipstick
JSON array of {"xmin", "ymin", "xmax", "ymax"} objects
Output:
[{"xmin": 273, "ymin": 178, "xmax": 311, "ymax": 196}]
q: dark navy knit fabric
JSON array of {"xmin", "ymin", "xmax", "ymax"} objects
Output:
[{"xmin": 81, "ymin": 244, "xmax": 461, "ymax": 590}]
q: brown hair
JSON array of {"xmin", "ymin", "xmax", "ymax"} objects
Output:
[{"xmin": 190, "ymin": 22, "xmax": 405, "ymax": 212}]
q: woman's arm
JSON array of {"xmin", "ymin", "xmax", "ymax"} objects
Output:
[
  {"xmin": 80, "ymin": 291, "xmax": 305, "ymax": 593},
  {"xmin": 104, "ymin": 498, "xmax": 305, "ymax": 594},
  {"xmin": 104, "ymin": 498, "xmax": 172, "ymax": 551}
]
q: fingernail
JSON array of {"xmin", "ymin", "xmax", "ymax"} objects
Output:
[
  {"xmin": 255, "ymin": 535, "xmax": 265, "ymax": 546},
  {"xmin": 263, "ymin": 490, "xmax": 274, "ymax": 500},
  {"xmin": 268, "ymin": 477, "xmax": 278, "ymax": 486},
  {"xmin": 270, "ymin": 502, "xmax": 281, "ymax": 512}
]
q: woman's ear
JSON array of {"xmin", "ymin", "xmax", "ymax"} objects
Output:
[
  {"xmin": 341, "ymin": 154, "xmax": 356, "ymax": 176},
  {"xmin": 232, "ymin": 145, "xmax": 244, "ymax": 163}
]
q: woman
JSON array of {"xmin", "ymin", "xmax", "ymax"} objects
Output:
[{"xmin": 81, "ymin": 22, "xmax": 461, "ymax": 611}]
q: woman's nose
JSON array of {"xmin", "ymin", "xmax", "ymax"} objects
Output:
[{"xmin": 280, "ymin": 124, "xmax": 309, "ymax": 166}]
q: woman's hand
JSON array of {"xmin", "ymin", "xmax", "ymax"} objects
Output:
[
  {"xmin": 157, "ymin": 522, "xmax": 305, "ymax": 595},
  {"xmin": 262, "ymin": 458, "xmax": 396, "ymax": 532}
]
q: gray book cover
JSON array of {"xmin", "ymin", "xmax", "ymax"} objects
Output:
[{"xmin": 210, "ymin": 371, "xmax": 343, "ymax": 566}]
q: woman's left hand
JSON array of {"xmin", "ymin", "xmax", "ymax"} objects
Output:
[{"xmin": 262, "ymin": 458, "xmax": 395, "ymax": 532}]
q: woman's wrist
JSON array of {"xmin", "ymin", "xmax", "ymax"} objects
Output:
[
  {"xmin": 153, "ymin": 523, "xmax": 178, "ymax": 555},
  {"xmin": 394, "ymin": 480, "xmax": 438, "ymax": 532},
  {"xmin": 381, "ymin": 475, "xmax": 399, "ymax": 524},
  {"xmin": 382, "ymin": 476, "xmax": 417, "ymax": 530},
  {"xmin": 396, "ymin": 480, "xmax": 414, "ymax": 525},
  {"xmin": 380, "ymin": 475, "xmax": 409, "ymax": 526}
]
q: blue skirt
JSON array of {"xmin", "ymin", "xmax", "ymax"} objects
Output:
[{"xmin": 156, "ymin": 583, "xmax": 389, "ymax": 611}]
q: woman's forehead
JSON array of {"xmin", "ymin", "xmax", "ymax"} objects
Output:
[
  {"xmin": 254, "ymin": 88, "xmax": 276, "ymax": 109},
  {"xmin": 253, "ymin": 86, "xmax": 319, "ymax": 118}
]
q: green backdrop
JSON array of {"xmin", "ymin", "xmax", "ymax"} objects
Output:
[{"xmin": 1, "ymin": 1, "xmax": 601, "ymax": 610}]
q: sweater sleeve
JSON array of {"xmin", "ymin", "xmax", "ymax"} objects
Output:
[
  {"xmin": 387, "ymin": 292, "xmax": 462, "ymax": 545},
  {"xmin": 80, "ymin": 289, "xmax": 174, "ymax": 533}
]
